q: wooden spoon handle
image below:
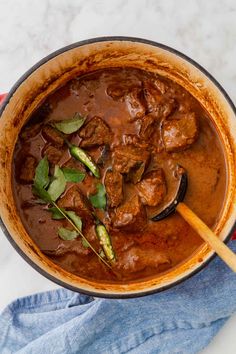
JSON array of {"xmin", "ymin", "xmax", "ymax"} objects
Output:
[{"xmin": 176, "ymin": 202, "xmax": 236, "ymax": 272}]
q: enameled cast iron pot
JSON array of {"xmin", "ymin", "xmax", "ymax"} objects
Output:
[{"xmin": 0, "ymin": 37, "xmax": 236, "ymax": 298}]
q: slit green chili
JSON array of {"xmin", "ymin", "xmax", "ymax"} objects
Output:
[
  {"xmin": 69, "ymin": 144, "xmax": 100, "ymax": 178},
  {"xmin": 96, "ymin": 224, "xmax": 116, "ymax": 262}
]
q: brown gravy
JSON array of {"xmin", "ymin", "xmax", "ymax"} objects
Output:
[{"xmin": 13, "ymin": 68, "xmax": 226, "ymax": 282}]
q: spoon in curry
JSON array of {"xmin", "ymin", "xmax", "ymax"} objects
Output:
[{"xmin": 152, "ymin": 165, "xmax": 236, "ymax": 272}]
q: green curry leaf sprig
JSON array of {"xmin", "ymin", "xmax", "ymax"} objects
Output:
[{"xmin": 32, "ymin": 157, "xmax": 113, "ymax": 269}]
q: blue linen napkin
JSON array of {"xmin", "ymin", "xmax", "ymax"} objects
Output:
[{"xmin": 1, "ymin": 241, "xmax": 236, "ymax": 354}]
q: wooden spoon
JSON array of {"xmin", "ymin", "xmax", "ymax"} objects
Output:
[{"xmin": 152, "ymin": 166, "xmax": 236, "ymax": 272}]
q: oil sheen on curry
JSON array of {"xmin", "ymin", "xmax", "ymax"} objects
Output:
[{"xmin": 13, "ymin": 68, "xmax": 227, "ymax": 282}]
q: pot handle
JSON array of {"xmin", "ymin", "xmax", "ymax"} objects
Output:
[
  {"xmin": 0, "ymin": 93, "xmax": 235, "ymax": 240},
  {"xmin": 0, "ymin": 93, "xmax": 7, "ymax": 105}
]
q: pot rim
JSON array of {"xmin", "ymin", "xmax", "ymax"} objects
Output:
[{"xmin": 1, "ymin": 36, "xmax": 236, "ymax": 299}]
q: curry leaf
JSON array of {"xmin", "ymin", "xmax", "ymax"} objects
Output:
[
  {"xmin": 66, "ymin": 211, "xmax": 82, "ymax": 231},
  {"xmin": 47, "ymin": 166, "xmax": 66, "ymax": 201},
  {"xmin": 32, "ymin": 185, "xmax": 52, "ymax": 203},
  {"xmin": 99, "ymin": 249, "xmax": 106, "ymax": 259},
  {"xmin": 62, "ymin": 167, "xmax": 85, "ymax": 183},
  {"xmin": 53, "ymin": 113, "xmax": 85, "ymax": 134},
  {"xmin": 58, "ymin": 227, "xmax": 78, "ymax": 241},
  {"xmin": 34, "ymin": 156, "xmax": 49, "ymax": 189},
  {"xmin": 33, "ymin": 198, "xmax": 49, "ymax": 205},
  {"xmin": 48, "ymin": 207, "xmax": 65, "ymax": 220},
  {"xmin": 50, "ymin": 202, "xmax": 113, "ymax": 269},
  {"xmin": 82, "ymin": 238, "xmax": 90, "ymax": 248},
  {"xmin": 89, "ymin": 183, "xmax": 106, "ymax": 209},
  {"xmin": 57, "ymin": 210, "xmax": 83, "ymax": 240}
]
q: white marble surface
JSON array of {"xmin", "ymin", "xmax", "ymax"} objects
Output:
[{"xmin": 0, "ymin": 0, "xmax": 236, "ymax": 352}]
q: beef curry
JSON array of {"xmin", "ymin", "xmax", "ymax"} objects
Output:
[{"xmin": 13, "ymin": 68, "xmax": 227, "ymax": 282}]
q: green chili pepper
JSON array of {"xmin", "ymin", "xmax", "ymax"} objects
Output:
[
  {"xmin": 96, "ymin": 224, "xmax": 116, "ymax": 262},
  {"xmin": 69, "ymin": 145, "xmax": 100, "ymax": 178}
]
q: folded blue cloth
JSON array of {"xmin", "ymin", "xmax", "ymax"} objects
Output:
[{"xmin": 1, "ymin": 241, "xmax": 236, "ymax": 354}]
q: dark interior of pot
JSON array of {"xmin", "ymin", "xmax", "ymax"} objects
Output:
[{"xmin": 0, "ymin": 39, "xmax": 236, "ymax": 296}]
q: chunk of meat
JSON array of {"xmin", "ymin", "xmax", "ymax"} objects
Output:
[
  {"xmin": 58, "ymin": 185, "xmax": 92, "ymax": 213},
  {"xmin": 115, "ymin": 246, "xmax": 171, "ymax": 273},
  {"xmin": 143, "ymin": 82, "xmax": 176, "ymax": 118},
  {"xmin": 106, "ymin": 84, "xmax": 127, "ymax": 100},
  {"xmin": 42, "ymin": 125, "xmax": 64, "ymax": 147},
  {"xmin": 71, "ymin": 78, "xmax": 100, "ymax": 96},
  {"xmin": 63, "ymin": 157, "xmax": 86, "ymax": 172},
  {"xmin": 20, "ymin": 123, "xmax": 42, "ymax": 140},
  {"xmin": 122, "ymin": 134, "xmax": 149, "ymax": 150},
  {"xmin": 162, "ymin": 112, "xmax": 199, "ymax": 152},
  {"xmin": 42, "ymin": 145, "xmax": 64, "ymax": 165},
  {"xmin": 43, "ymin": 242, "xmax": 91, "ymax": 257},
  {"xmin": 19, "ymin": 156, "xmax": 37, "ymax": 183},
  {"xmin": 112, "ymin": 145, "xmax": 150, "ymax": 183},
  {"xmin": 122, "ymin": 134, "xmax": 148, "ymax": 149},
  {"xmin": 58, "ymin": 185, "xmax": 93, "ymax": 224},
  {"xmin": 79, "ymin": 116, "xmax": 112, "ymax": 148},
  {"xmin": 161, "ymin": 98, "xmax": 177, "ymax": 118},
  {"xmin": 125, "ymin": 88, "xmax": 146, "ymax": 120},
  {"xmin": 151, "ymin": 78, "xmax": 167, "ymax": 94},
  {"xmin": 104, "ymin": 170, "xmax": 123, "ymax": 208},
  {"xmin": 143, "ymin": 81, "xmax": 162, "ymax": 112},
  {"xmin": 86, "ymin": 145, "xmax": 110, "ymax": 166},
  {"xmin": 136, "ymin": 169, "xmax": 166, "ymax": 206},
  {"xmin": 112, "ymin": 195, "xmax": 147, "ymax": 232},
  {"xmin": 178, "ymin": 100, "xmax": 193, "ymax": 114},
  {"xmin": 122, "ymin": 134, "xmax": 140, "ymax": 146},
  {"xmin": 139, "ymin": 114, "xmax": 156, "ymax": 140}
]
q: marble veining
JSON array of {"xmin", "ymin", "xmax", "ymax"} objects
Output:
[{"xmin": 0, "ymin": 1, "xmax": 236, "ymax": 352}]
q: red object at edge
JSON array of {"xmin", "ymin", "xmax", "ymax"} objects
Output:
[
  {"xmin": 0, "ymin": 92, "xmax": 235, "ymax": 239},
  {"xmin": 0, "ymin": 93, "xmax": 7, "ymax": 105}
]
